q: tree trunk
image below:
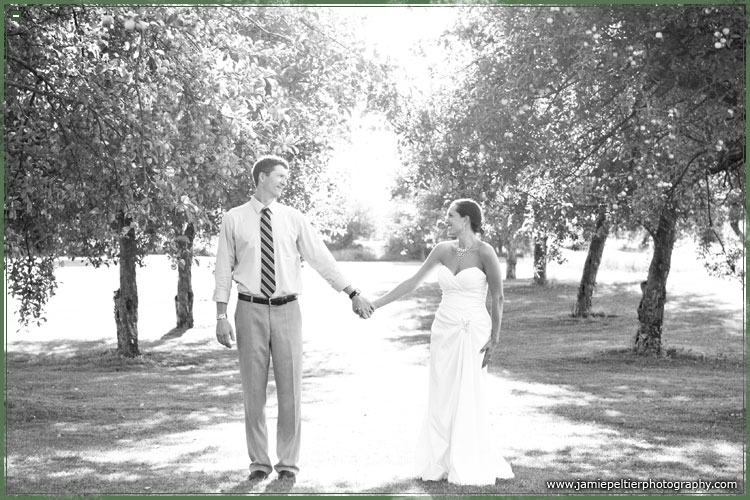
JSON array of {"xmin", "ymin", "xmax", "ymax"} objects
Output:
[
  {"xmin": 533, "ymin": 236, "xmax": 548, "ymax": 285},
  {"xmin": 114, "ymin": 225, "xmax": 140, "ymax": 357},
  {"xmin": 175, "ymin": 223, "xmax": 195, "ymax": 329},
  {"xmin": 573, "ymin": 211, "xmax": 610, "ymax": 317},
  {"xmin": 505, "ymin": 237, "xmax": 518, "ymax": 280},
  {"xmin": 727, "ymin": 187, "xmax": 744, "ymax": 242},
  {"xmin": 633, "ymin": 208, "xmax": 678, "ymax": 355}
]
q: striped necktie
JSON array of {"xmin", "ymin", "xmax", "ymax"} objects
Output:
[{"xmin": 260, "ymin": 207, "xmax": 276, "ymax": 297}]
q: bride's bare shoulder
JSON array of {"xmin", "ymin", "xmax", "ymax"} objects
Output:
[
  {"xmin": 431, "ymin": 240, "xmax": 453, "ymax": 259},
  {"xmin": 433, "ymin": 240, "xmax": 455, "ymax": 250}
]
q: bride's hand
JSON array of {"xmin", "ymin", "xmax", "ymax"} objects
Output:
[
  {"xmin": 352, "ymin": 295, "xmax": 374, "ymax": 319},
  {"xmin": 480, "ymin": 338, "xmax": 499, "ymax": 368}
]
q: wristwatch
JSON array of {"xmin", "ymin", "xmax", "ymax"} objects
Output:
[
  {"xmin": 348, "ymin": 288, "xmax": 361, "ymax": 300},
  {"xmin": 216, "ymin": 313, "xmax": 228, "ymax": 321}
]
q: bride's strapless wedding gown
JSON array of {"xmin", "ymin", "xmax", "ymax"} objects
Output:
[{"xmin": 415, "ymin": 265, "xmax": 514, "ymax": 485}]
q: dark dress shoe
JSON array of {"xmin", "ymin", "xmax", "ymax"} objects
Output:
[
  {"xmin": 278, "ymin": 470, "xmax": 296, "ymax": 481},
  {"xmin": 248, "ymin": 470, "xmax": 268, "ymax": 481}
]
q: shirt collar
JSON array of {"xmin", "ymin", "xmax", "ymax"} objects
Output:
[{"xmin": 250, "ymin": 195, "xmax": 279, "ymax": 214}]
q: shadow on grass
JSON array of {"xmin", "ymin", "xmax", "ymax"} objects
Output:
[
  {"xmin": 5, "ymin": 274, "xmax": 743, "ymax": 495},
  {"xmin": 3, "ymin": 452, "xmax": 244, "ymax": 495},
  {"xmin": 358, "ymin": 470, "xmax": 531, "ymax": 495},
  {"xmin": 5, "ymin": 334, "xmax": 353, "ymax": 495},
  {"xmin": 389, "ymin": 332, "xmax": 431, "ymax": 348},
  {"xmin": 158, "ymin": 325, "xmax": 190, "ymax": 342},
  {"xmin": 356, "ymin": 464, "xmax": 743, "ymax": 495},
  {"xmin": 529, "ymin": 348, "xmax": 744, "ymax": 440},
  {"xmin": 219, "ymin": 475, "xmax": 299, "ymax": 495}
]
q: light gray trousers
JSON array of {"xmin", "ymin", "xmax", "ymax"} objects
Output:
[{"xmin": 235, "ymin": 300, "xmax": 302, "ymax": 475}]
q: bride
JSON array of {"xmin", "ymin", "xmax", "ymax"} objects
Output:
[{"xmin": 372, "ymin": 198, "xmax": 514, "ymax": 485}]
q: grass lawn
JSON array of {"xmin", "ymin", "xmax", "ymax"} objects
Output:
[{"xmin": 3, "ymin": 243, "xmax": 746, "ymax": 495}]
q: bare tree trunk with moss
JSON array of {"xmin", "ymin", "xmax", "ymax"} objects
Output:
[
  {"xmin": 633, "ymin": 207, "xmax": 678, "ymax": 355},
  {"xmin": 175, "ymin": 222, "xmax": 195, "ymax": 329},
  {"xmin": 114, "ymin": 222, "xmax": 140, "ymax": 357},
  {"xmin": 573, "ymin": 210, "xmax": 610, "ymax": 317}
]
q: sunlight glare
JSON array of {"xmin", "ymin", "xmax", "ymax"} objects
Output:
[{"xmin": 327, "ymin": 6, "xmax": 461, "ymax": 231}]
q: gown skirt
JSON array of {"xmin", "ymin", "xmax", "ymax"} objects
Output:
[{"xmin": 415, "ymin": 265, "xmax": 514, "ymax": 485}]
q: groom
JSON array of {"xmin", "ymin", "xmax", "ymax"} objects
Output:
[{"xmin": 213, "ymin": 155, "xmax": 374, "ymax": 482}]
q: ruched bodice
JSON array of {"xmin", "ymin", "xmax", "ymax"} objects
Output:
[
  {"xmin": 438, "ymin": 266, "xmax": 487, "ymax": 315},
  {"xmin": 433, "ymin": 266, "xmax": 491, "ymax": 344},
  {"xmin": 437, "ymin": 266, "xmax": 488, "ymax": 301}
]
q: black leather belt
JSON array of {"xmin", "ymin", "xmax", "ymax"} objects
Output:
[{"xmin": 238, "ymin": 293, "xmax": 298, "ymax": 306}]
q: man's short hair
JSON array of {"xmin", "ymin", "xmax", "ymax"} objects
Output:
[{"xmin": 252, "ymin": 155, "xmax": 289, "ymax": 187}]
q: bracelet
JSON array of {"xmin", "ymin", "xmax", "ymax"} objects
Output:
[{"xmin": 216, "ymin": 313, "xmax": 227, "ymax": 321}]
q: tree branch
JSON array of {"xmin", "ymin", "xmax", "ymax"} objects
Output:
[
  {"xmin": 219, "ymin": 5, "xmax": 294, "ymax": 44},
  {"xmin": 709, "ymin": 148, "xmax": 743, "ymax": 175},
  {"xmin": 666, "ymin": 149, "xmax": 707, "ymax": 196},
  {"xmin": 6, "ymin": 81, "xmax": 73, "ymax": 102}
]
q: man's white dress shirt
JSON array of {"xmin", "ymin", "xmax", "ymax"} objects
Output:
[{"xmin": 213, "ymin": 197, "xmax": 350, "ymax": 303}]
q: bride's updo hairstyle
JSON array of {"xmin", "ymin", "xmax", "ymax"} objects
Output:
[{"xmin": 453, "ymin": 198, "xmax": 485, "ymax": 235}]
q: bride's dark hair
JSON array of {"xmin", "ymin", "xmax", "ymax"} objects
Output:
[{"xmin": 452, "ymin": 199, "xmax": 485, "ymax": 235}]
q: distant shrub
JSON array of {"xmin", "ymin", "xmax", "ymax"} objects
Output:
[{"xmin": 330, "ymin": 246, "xmax": 378, "ymax": 262}]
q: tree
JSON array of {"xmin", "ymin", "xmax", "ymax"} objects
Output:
[
  {"xmin": 572, "ymin": 208, "xmax": 610, "ymax": 316},
  {"xmin": 6, "ymin": 5, "xmax": 174, "ymax": 355},
  {"xmin": 390, "ymin": 40, "xmax": 534, "ymax": 272},
  {"xmin": 481, "ymin": 5, "xmax": 745, "ymax": 351},
  {"xmin": 160, "ymin": 6, "xmax": 390, "ymax": 329},
  {"xmin": 390, "ymin": 5, "xmax": 743, "ymax": 353},
  {"xmin": 4, "ymin": 5, "xmax": 393, "ymax": 355},
  {"xmin": 328, "ymin": 204, "xmax": 377, "ymax": 250}
]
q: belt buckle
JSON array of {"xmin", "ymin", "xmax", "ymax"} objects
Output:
[{"xmin": 270, "ymin": 294, "xmax": 295, "ymax": 306}]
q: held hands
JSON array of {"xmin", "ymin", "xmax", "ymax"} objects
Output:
[
  {"xmin": 216, "ymin": 319, "xmax": 236, "ymax": 348},
  {"xmin": 480, "ymin": 337, "xmax": 499, "ymax": 368},
  {"xmin": 351, "ymin": 294, "xmax": 375, "ymax": 319}
]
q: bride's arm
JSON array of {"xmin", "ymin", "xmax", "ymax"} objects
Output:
[
  {"xmin": 372, "ymin": 244, "xmax": 445, "ymax": 310},
  {"xmin": 482, "ymin": 243, "xmax": 504, "ymax": 344}
]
